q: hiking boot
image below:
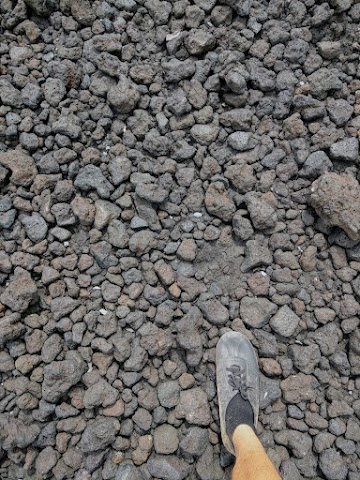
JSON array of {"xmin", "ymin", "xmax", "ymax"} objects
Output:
[{"xmin": 216, "ymin": 331, "xmax": 260, "ymax": 455}]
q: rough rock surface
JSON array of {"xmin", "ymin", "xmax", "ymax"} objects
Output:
[
  {"xmin": 0, "ymin": 0, "xmax": 359, "ymax": 479},
  {"xmin": 0, "ymin": 150, "xmax": 37, "ymax": 186},
  {"xmin": 310, "ymin": 173, "xmax": 360, "ymax": 241}
]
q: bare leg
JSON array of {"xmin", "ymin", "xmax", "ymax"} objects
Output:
[{"xmin": 231, "ymin": 425, "xmax": 281, "ymax": 480}]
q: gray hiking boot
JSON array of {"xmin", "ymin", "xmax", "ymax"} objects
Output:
[{"xmin": 216, "ymin": 331, "xmax": 260, "ymax": 455}]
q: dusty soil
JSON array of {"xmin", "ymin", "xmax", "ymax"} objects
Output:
[{"xmin": 0, "ymin": 0, "xmax": 360, "ymax": 479}]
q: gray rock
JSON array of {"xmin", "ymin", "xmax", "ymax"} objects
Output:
[
  {"xmin": 175, "ymin": 388, "xmax": 211, "ymax": 426},
  {"xmin": 143, "ymin": 130, "xmax": 171, "ymax": 156},
  {"xmin": 19, "ymin": 132, "xmax": 39, "ymax": 152},
  {"xmin": 328, "ymin": 400, "xmax": 353, "ymax": 418},
  {"xmin": 35, "ymin": 446, "xmax": 58, "ymax": 476},
  {"xmin": 136, "ymin": 183, "xmax": 169, "ymax": 204},
  {"xmin": 0, "ymin": 414, "xmax": 40, "ymax": 450},
  {"xmin": 0, "ymin": 268, "xmax": 37, "ymax": 313},
  {"xmin": 281, "ymin": 373, "xmax": 317, "ymax": 403},
  {"xmin": 327, "ymin": 99, "xmax": 353, "ymax": 127},
  {"xmin": 124, "ymin": 339, "xmax": 148, "ymax": 372},
  {"xmin": 44, "ymin": 78, "xmax": 66, "ymax": 107},
  {"xmin": 198, "ymin": 298, "xmax": 229, "ymax": 325},
  {"xmin": 240, "ymin": 296, "xmax": 278, "ymax": 328},
  {"xmin": 232, "ymin": 211, "xmax": 254, "ymax": 240},
  {"xmin": 52, "ymin": 115, "xmax": 81, "ymax": 139},
  {"xmin": 94, "ymin": 199, "xmax": 121, "ymax": 230},
  {"xmin": 172, "ymin": 140, "xmax": 196, "ymax": 161},
  {"xmin": 0, "ymin": 313, "xmax": 24, "ymax": 348},
  {"xmin": 83, "ymin": 379, "xmax": 119, "ymax": 408},
  {"xmin": 133, "ymin": 408, "xmax": 152, "ymax": 431},
  {"xmin": 143, "ymin": 285, "xmax": 167, "ymax": 306},
  {"xmin": 253, "ymin": 330, "xmax": 278, "ymax": 358},
  {"xmin": 318, "ymin": 41, "xmax": 341, "ymax": 59},
  {"xmin": 158, "ymin": 381, "xmax": 181, "ymax": 409},
  {"xmin": 167, "ymin": 88, "xmax": 192, "ymax": 116},
  {"xmin": 196, "ymin": 444, "xmax": 224, "ymax": 480},
  {"xmin": 91, "ymin": 241, "xmax": 118, "ymax": 268},
  {"xmin": 180, "ymin": 427, "xmax": 209, "ymax": 457},
  {"xmin": 0, "ymin": 251, "xmax": 12, "ymax": 274},
  {"xmin": 110, "ymin": 332, "xmax": 131, "ymax": 364},
  {"xmin": 0, "ymin": 79, "xmax": 22, "ymax": 108},
  {"xmin": 24, "ymin": 0, "xmax": 59, "ymax": 16},
  {"xmin": 129, "ymin": 230, "xmax": 155, "ymax": 255},
  {"xmin": 0, "ymin": 150, "xmax": 37, "ymax": 186},
  {"xmin": 329, "ymin": 351, "xmax": 351, "ymax": 376},
  {"xmin": 222, "ymin": 0, "xmax": 252, "ymax": 15},
  {"xmin": 310, "ymin": 173, "xmax": 360, "ymax": 241},
  {"xmin": 288, "ymin": 344, "xmax": 321, "ymax": 374},
  {"xmin": 228, "ymin": 132, "xmax": 257, "ymax": 151},
  {"xmin": 75, "ymin": 165, "xmax": 114, "ymax": 199},
  {"xmin": 335, "ymin": 437, "xmax": 356, "ymax": 455},
  {"xmin": 261, "ymin": 148, "xmax": 286, "ymax": 168},
  {"xmin": 176, "ymin": 307, "xmax": 203, "ymax": 366},
  {"xmin": 205, "ymin": 182, "xmax": 236, "ymax": 222},
  {"xmin": 259, "ymin": 374, "xmax": 281, "ymax": 409},
  {"xmin": 145, "ymin": 0, "xmax": 172, "ymax": 25},
  {"xmin": 0, "ymin": 351, "xmax": 15, "ymax": 372},
  {"xmin": 190, "ymin": 124, "xmax": 219, "ymax": 146},
  {"xmin": 185, "ymin": 29, "xmax": 216, "ymax": 55},
  {"xmin": 107, "ymin": 219, "xmax": 129, "ymax": 248},
  {"xmin": 329, "ymin": 419, "xmax": 347, "ymax": 437},
  {"xmin": 225, "ymin": 68, "xmax": 247, "ymax": 94},
  {"xmin": 247, "ymin": 59, "xmax": 276, "ymax": 92},
  {"xmin": 163, "ymin": 58, "xmax": 196, "ymax": 82},
  {"xmin": 284, "ymin": 39, "xmax": 309, "ymax": 64},
  {"xmin": 42, "ymin": 334, "xmax": 62, "ymax": 363},
  {"xmin": 308, "ymin": 68, "xmax": 342, "ymax": 97},
  {"xmin": 319, "ymin": 449, "xmax": 348, "ymax": 480},
  {"xmin": 154, "ymin": 424, "xmax": 179, "ymax": 454},
  {"xmin": 345, "ymin": 418, "xmax": 360, "ymax": 441},
  {"xmin": 300, "ymin": 151, "xmax": 333, "ymax": 178},
  {"xmin": 270, "ymin": 305, "xmax": 300, "ymax": 337},
  {"xmin": 139, "ymin": 322, "xmax": 172, "ymax": 355},
  {"xmin": 147, "ymin": 455, "xmax": 191, "ymax": 480},
  {"xmin": 71, "ymin": 0, "xmax": 96, "ymax": 25},
  {"xmin": 21, "ymin": 83, "xmax": 42, "ymax": 109},
  {"xmin": 51, "ymin": 203, "xmax": 76, "ymax": 226},
  {"xmin": 115, "ymin": 463, "xmax": 144, "ymax": 480},
  {"xmin": 108, "ymin": 156, "xmax": 132, "ymax": 185},
  {"xmin": 51, "ymin": 296, "xmax": 80, "ymax": 321},
  {"xmin": 275, "ymin": 430, "xmax": 312, "ymax": 459},
  {"xmin": 281, "ymin": 460, "xmax": 302, "ymax": 480},
  {"xmin": 245, "ymin": 192, "xmax": 277, "ymax": 230},
  {"xmin": 314, "ymin": 432, "xmax": 336, "ymax": 453},
  {"xmin": 0, "ymin": 210, "xmax": 16, "ymax": 229},
  {"xmin": 220, "ymin": 108, "xmax": 253, "ymax": 131},
  {"xmin": 107, "ymin": 75, "xmax": 140, "ymax": 113},
  {"xmin": 78, "ymin": 417, "xmax": 120, "ymax": 452},
  {"xmin": 42, "ymin": 351, "xmax": 86, "ymax": 403},
  {"xmin": 329, "ymin": 137, "xmax": 359, "ymax": 163},
  {"xmin": 241, "ymin": 236, "xmax": 273, "ymax": 272}
]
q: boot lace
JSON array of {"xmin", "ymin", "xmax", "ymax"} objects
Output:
[{"xmin": 227, "ymin": 364, "xmax": 250, "ymax": 400}]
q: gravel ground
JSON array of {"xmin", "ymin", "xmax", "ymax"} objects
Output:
[{"xmin": 1, "ymin": 0, "xmax": 360, "ymax": 479}]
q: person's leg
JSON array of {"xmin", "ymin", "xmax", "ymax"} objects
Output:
[
  {"xmin": 216, "ymin": 332, "xmax": 281, "ymax": 480},
  {"xmin": 231, "ymin": 424, "xmax": 281, "ymax": 480}
]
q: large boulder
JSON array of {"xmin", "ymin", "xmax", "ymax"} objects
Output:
[{"xmin": 310, "ymin": 173, "xmax": 360, "ymax": 241}]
